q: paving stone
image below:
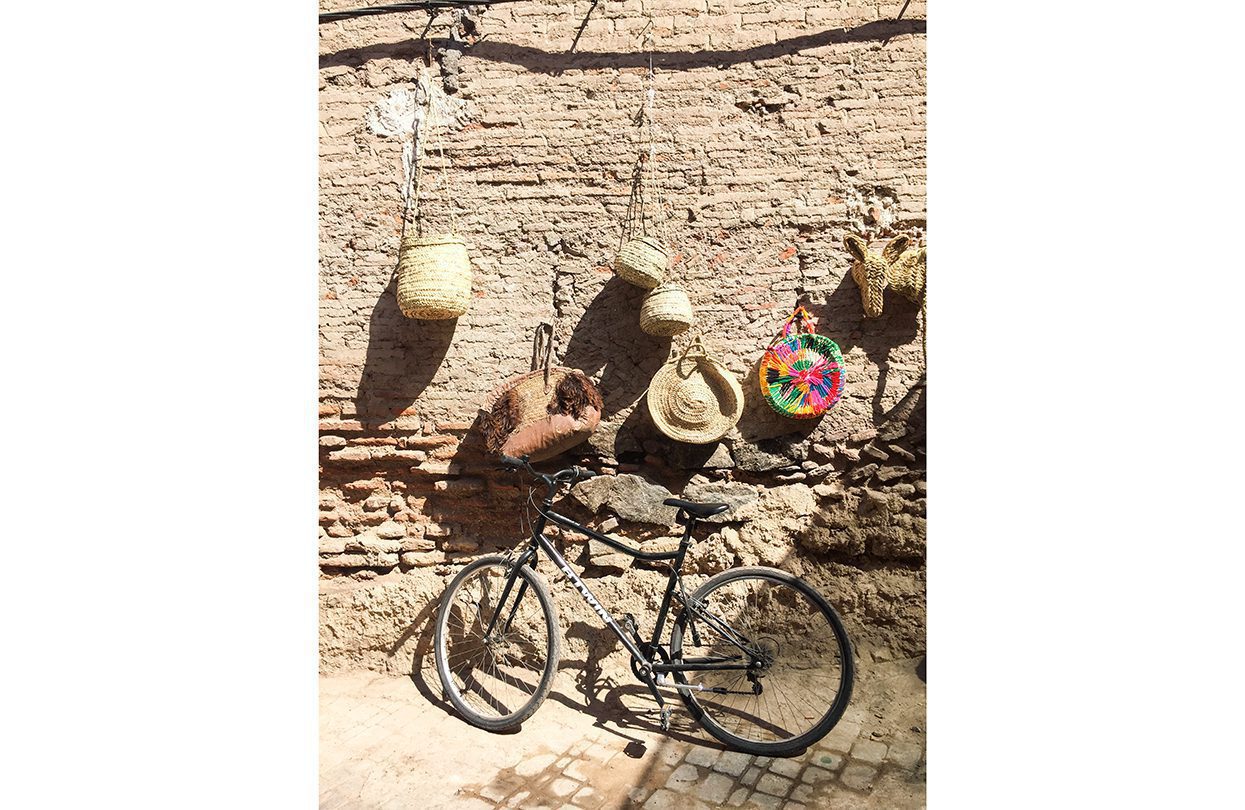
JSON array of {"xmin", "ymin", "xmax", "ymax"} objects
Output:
[
  {"xmin": 754, "ymin": 772, "xmax": 793, "ymax": 797},
  {"xmin": 840, "ymin": 763, "xmax": 878, "ymax": 791},
  {"xmin": 665, "ymin": 763, "xmax": 701, "ymax": 789},
  {"xmin": 628, "ymin": 786, "xmax": 651, "ymax": 805},
  {"xmin": 850, "ymin": 739, "xmax": 888, "ymax": 766},
  {"xmin": 569, "ymin": 740, "xmax": 590, "ymax": 756},
  {"xmin": 768, "ymin": 758, "xmax": 801, "ymax": 778},
  {"xmin": 550, "ymin": 777, "xmax": 580, "ymax": 798},
  {"xmin": 812, "ymin": 752, "xmax": 845, "ymax": 772},
  {"xmin": 695, "ymin": 772, "xmax": 735, "ymax": 804},
  {"xmin": 791, "ymin": 783, "xmax": 814, "ymax": 803},
  {"xmin": 478, "ymin": 779, "xmax": 513, "ymax": 802},
  {"xmin": 556, "ymin": 756, "xmax": 572, "ymax": 769},
  {"xmin": 745, "ymin": 792, "xmax": 782, "ymax": 810},
  {"xmin": 571, "ymin": 785, "xmax": 601, "ymax": 808},
  {"xmin": 741, "ymin": 765, "xmax": 762, "ymax": 785},
  {"xmin": 644, "ymin": 788, "xmax": 705, "ymax": 810},
  {"xmin": 753, "ymin": 756, "xmax": 774, "ymax": 768},
  {"xmin": 658, "ymin": 745, "xmax": 685, "ymax": 767},
  {"xmin": 727, "ymin": 787, "xmax": 750, "ymax": 807},
  {"xmin": 684, "ymin": 747, "xmax": 721, "ymax": 768},
  {"xmin": 713, "ymin": 750, "xmax": 753, "ymax": 777},
  {"xmin": 564, "ymin": 758, "xmax": 592, "ymax": 782},
  {"xmin": 887, "ymin": 741, "xmax": 923, "ymax": 769},
  {"xmin": 505, "ymin": 790, "xmax": 530, "ymax": 807},
  {"xmin": 802, "ymin": 764, "xmax": 835, "ymax": 784},
  {"xmin": 818, "ymin": 721, "xmax": 862, "ymax": 752},
  {"xmin": 514, "ymin": 753, "xmax": 556, "ymax": 777}
]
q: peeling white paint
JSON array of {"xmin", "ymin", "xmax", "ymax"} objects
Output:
[{"xmin": 367, "ymin": 87, "xmax": 418, "ymax": 139}]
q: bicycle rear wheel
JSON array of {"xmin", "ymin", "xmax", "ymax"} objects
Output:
[
  {"xmin": 433, "ymin": 554, "xmax": 560, "ymax": 731},
  {"xmin": 669, "ymin": 567, "xmax": 854, "ymax": 756}
]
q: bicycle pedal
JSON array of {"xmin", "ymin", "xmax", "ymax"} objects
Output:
[
  {"xmin": 659, "ymin": 707, "xmax": 672, "ymax": 732},
  {"xmin": 622, "ymin": 612, "xmax": 638, "ymax": 636}
]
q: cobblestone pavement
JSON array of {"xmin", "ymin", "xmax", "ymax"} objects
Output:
[{"xmin": 321, "ymin": 657, "xmax": 925, "ymax": 809}]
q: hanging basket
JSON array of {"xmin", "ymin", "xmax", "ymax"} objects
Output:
[
  {"xmin": 614, "ymin": 236, "xmax": 669, "ymax": 289},
  {"xmin": 479, "ymin": 324, "xmax": 604, "ymax": 462},
  {"xmin": 640, "ymin": 282, "xmax": 694, "ymax": 337},
  {"xmin": 396, "ymin": 233, "xmax": 472, "ymax": 320},
  {"xmin": 647, "ymin": 337, "xmax": 743, "ymax": 444},
  {"xmin": 758, "ymin": 307, "xmax": 846, "ymax": 420}
]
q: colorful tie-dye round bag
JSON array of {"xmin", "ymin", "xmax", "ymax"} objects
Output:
[{"xmin": 759, "ymin": 307, "xmax": 846, "ymax": 419}]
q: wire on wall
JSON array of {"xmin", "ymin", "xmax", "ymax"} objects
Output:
[{"xmin": 319, "ymin": 1, "xmax": 528, "ymax": 24}]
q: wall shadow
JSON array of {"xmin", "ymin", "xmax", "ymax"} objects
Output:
[
  {"xmin": 354, "ymin": 274, "xmax": 457, "ymax": 429},
  {"xmin": 320, "ymin": 18, "xmax": 927, "ymax": 73},
  {"xmin": 818, "ymin": 270, "xmax": 922, "ymax": 422},
  {"xmin": 561, "ymin": 276, "xmax": 669, "ymax": 450}
]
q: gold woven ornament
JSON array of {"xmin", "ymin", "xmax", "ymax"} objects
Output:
[{"xmin": 844, "ymin": 233, "xmax": 927, "ymax": 360}]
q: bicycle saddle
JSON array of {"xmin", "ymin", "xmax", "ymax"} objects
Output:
[{"xmin": 663, "ymin": 498, "xmax": 730, "ymax": 519}]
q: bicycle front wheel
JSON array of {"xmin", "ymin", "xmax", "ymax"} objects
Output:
[
  {"xmin": 669, "ymin": 567, "xmax": 854, "ymax": 756},
  {"xmin": 433, "ymin": 554, "xmax": 560, "ymax": 731}
]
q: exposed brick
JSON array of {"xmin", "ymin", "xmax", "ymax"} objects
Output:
[{"xmin": 318, "ymin": 0, "xmax": 927, "ymax": 673}]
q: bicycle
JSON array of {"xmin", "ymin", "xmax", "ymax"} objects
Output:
[{"xmin": 432, "ymin": 454, "xmax": 855, "ymax": 756}]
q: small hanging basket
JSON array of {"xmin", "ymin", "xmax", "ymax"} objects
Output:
[
  {"xmin": 396, "ymin": 233, "xmax": 472, "ymax": 320},
  {"xmin": 639, "ymin": 281, "xmax": 694, "ymax": 337},
  {"xmin": 647, "ymin": 337, "xmax": 743, "ymax": 444},
  {"xmin": 759, "ymin": 307, "xmax": 846, "ymax": 420},
  {"xmin": 479, "ymin": 324, "xmax": 604, "ymax": 462},
  {"xmin": 615, "ymin": 235, "xmax": 669, "ymax": 289}
]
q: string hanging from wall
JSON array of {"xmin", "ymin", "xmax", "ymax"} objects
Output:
[
  {"xmin": 613, "ymin": 21, "xmax": 674, "ymax": 292},
  {"xmin": 618, "ymin": 21, "xmax": 696, "ymax": 338},
  {"xmin": 395, "ymin": 63, "xmax": 474, "ymax": 320}
]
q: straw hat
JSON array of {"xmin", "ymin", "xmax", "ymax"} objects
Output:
[{"xmin": 646, "ymin": 337, "xmax": 743, "ymax": 444}]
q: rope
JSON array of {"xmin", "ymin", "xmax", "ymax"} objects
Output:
[
  {"xmin": 530, "ymin": 322, "xmax": 554, "ymax": 384},
  {"xmin": 622, "ymin": 18, "xmax": 668, "ymax": 246},
  {"xmin": 402, "ymin": 59, "xmax": 459, "ymax": 239}
]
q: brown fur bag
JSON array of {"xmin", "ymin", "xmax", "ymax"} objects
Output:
[{"xmin": 479, "ymin": 325, "xmax": 603, "ymax": 462}]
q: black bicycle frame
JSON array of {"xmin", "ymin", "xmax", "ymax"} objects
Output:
[{"xmin": 482, "ymin": 494, "xmax": 757, "ymax": 677}]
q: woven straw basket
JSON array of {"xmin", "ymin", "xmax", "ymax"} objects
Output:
[
  {"xmin": 397, "ymin": 234, "xmax": 472, "ymax": 320},
  {"xmin": 647, "ymin": 338, "xmax": 743, "ymax": 444},
  {"xmin": 640, "ymin": 282, "xmax": 694, "ymax": 337},
  {"xmin": 614, "ymin": 236, "xmax": 669, "ymax": 289}
]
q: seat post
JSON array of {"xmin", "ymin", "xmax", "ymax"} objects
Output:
[{"xmin": 678, "ymin": 512, "xmax": 697, "ymax": 553}]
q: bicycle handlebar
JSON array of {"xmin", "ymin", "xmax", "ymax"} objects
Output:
[{"xmin": 499, "ymin": 454, "xmax": 596, "ymax": 489}]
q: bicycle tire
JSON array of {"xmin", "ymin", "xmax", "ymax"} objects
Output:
[
  {"xmin": 669, "ymin": 566, "xmax": 854, "ymax": 756},
  {"xmin": 434, "ymin": 554, "xmax": 561, "ymax": 731}
]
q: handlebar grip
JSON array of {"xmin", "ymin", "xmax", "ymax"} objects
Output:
[
  {"xmin": 500, "ymin": 454, "xmax": 527, "ymax": 470},
  {"xmin": 571, "ymin": 466, "xmax": 597, "ymax": 481}
]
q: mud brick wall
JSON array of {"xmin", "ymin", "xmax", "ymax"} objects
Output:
[{"xmin": 318, "ymin": 0, "xmax": 927, "ymax": 675}]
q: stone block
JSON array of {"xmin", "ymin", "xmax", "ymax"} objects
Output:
[{"xmin": 850, "ymin": 739, "xmax": 887, "ymax": 766}]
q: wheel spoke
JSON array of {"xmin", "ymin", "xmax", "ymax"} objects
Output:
[
  {"xmin": 435, "ymin": 560, "xmax": 557, "ymax": 727},
  {"xmin": 671, "ymin": 572, "xmax": 852, "ymax": 750}
]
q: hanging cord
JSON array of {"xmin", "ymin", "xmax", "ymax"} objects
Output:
[
  {"xmin": 621, "ymin": 19, "xmax": 669, "ymax": 247},
  {"xmin": 402, "ymin": 73, "xmax": 431, "ymax": 239},
  {"xmin": 530, "ymin": 321, "xmax": 555, "ymax": 385},
  {"xmin": 403, "ymin": 35, "xmax": 459, "ymax": 239},
  {"xmin": 640, "ymin": 22, "xmax": 670, "ymax": 244}
]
